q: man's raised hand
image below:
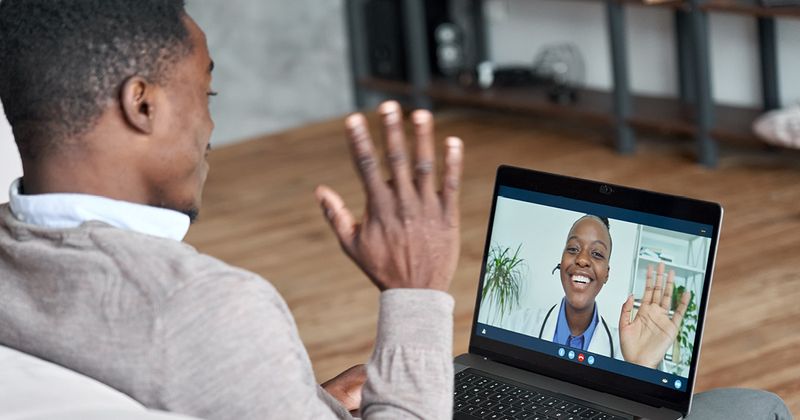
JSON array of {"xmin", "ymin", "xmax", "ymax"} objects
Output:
[{"xmin": 315, "ymin": 101, "xmax": 463, "ymax": 292}]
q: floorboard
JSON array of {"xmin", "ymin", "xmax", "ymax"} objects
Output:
[{"xmin": 185, "ymin": 109, "xmax": 800, "ymax": 415}]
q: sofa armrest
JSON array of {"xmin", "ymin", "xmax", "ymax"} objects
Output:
[{"xmin": 0, "ymin": 345, "xmax": 199, "ymax": 420}]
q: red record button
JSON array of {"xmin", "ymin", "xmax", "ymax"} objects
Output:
[{"xmin": 577, "ymin": 353, "xmax": 585, "ymax": 363}]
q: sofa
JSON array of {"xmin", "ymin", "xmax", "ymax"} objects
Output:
[{"xmin": 0, "ymin": 345, "xmax": 199, "ymax": 420}]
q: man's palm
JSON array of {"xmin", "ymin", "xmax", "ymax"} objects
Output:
[{"xmin": 619, "ymin": 263, "xmax": 689, "ymax": 369}]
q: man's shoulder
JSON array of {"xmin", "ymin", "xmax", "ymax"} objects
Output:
[
  {"xmin": 80, "ymin": 225, "xmax": 284, "ymax": 321},
  {"xmin": 85, "ymin": 224, "xmax": 271, "ymax": 296},
  {"xmin": 0, "ymin": 204, "xmax": 273, "ymax": 302}
]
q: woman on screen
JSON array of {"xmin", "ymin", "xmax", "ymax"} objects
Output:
[
  {"xmin": 509, "ymin": 214, "xmax": 689, "ymax": 369},
  {"xmin": 539, "ymin": 215, "xmax": 620, "ymax": 359}
]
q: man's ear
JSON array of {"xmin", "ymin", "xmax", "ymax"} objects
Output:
[{"xmin": 120, "ymin": 76, "xmax": 156, "ymax": 135}]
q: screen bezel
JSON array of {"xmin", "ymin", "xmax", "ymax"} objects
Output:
[{"xmin": 469, "ymin": 165, "xmax": 723, "ymax": 414}]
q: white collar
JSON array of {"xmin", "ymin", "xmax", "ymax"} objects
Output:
[{"xmin": 8, "ymin": 178, "xmax": 190, "ymax": 241}]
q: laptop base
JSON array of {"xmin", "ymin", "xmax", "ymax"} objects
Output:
[{"xmin": 454, "ymin": 353, "xmax": 684, "ymax": 420}]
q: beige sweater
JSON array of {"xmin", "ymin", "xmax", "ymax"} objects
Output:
[{"xmin": 0, "ymin": 204, "xmax": 454, "ymax": 419}]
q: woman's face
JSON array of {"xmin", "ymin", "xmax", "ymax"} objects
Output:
[{"xmin": 560, "ymin": 217, "xmax": 611, "ymax": 312}]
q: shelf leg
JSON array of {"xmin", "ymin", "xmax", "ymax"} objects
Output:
[
  {"xmin": 688, "ymin": 1, "xmax": 716, "ymax": 167},
  {"xmin": 402, "ymin": 0, "xmax": 433, "ymax": 110},
  {"xmin": 606, "ymin": 0, "xmax": 635, "ymax": 155},
  {"xmin": 675, "ymin": 9, "xmax": 695, "ymax": 105},
  {"xmin": 345, "ymin": 0, "xmax": 370, "ymax": 109},
  {"xmin": 758, "ymin": 17, "xmax": 780, "ymax": 111},
  {"xmin": 469, "ymin": 0, "xmax": 489, "ymax": 64}
]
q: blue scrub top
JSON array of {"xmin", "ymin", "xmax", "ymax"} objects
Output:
[{"xmin": 553, "ymin": 297, "xmax": 599, "ymax": 351}]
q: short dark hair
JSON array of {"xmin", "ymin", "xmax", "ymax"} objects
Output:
[
  {"xmin": 586, "ymin": 214, "xmax": 610, "ymax": 231},
  {"xmin": 0, "ymin": 0, "xmax": 191, "ymax": 159},
  {"xmin": 575, "ymin": 214, "xmax": 613, "ymax": 256}
]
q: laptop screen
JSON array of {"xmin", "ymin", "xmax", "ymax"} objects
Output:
[{"xmin": 471, "ymin": 167, "xmax": 720, "ymax": 408}]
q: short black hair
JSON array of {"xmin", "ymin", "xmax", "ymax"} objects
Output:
[
  {"xmin": 0, "ymin": 0, "xmax": 191, "ymax": 159},
  {"xmin": 574, "ymin": 214, "xmax": 613, "ymax": 256},
  {"xmin": 585, "ymin": 214, "xmax": 610, "ymax": 231}
]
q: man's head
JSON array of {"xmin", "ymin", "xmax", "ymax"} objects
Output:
[{"xmin": 0, "ymin": 0, "xmax": 215, "ymax": 221}]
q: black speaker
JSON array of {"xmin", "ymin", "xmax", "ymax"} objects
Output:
[
  {"xmin": 365, "ymin": 0, "xmax": 407, "ymax": 81},
  {"xmin": 364, "ymin": 0, "xmax": 455, "ymax": 81},
  {"xmin": 424, "ymin": 1, "xmax": 456, "ymax": 77},
  {"xmin": 433, "ymin": 22, "xmax": 464, "ymax": 77}
]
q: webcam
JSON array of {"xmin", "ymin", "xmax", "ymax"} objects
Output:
[{"xmin": 599, "ymin": 185, "xmax": 613, "ymax": 195}]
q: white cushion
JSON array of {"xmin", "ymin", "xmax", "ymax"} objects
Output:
[
  {"xmin": 13, "ymin": 410, "xmax": 200, "ymax": 420},
  {"xmin": 753, "ymin": 104, "xmax": 800, "ymax": 149},
  {"xmin": 0, "ymin": 103, "xmax": 22, "ymax": 203},
  {"xmin": 0, "ymin": 345, "xmax": 198, "ymax": 420}
]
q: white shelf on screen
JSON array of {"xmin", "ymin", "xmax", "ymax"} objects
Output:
[{"xmin": 637, "ymin": 255, "xmax": 706, "ymax": 277}]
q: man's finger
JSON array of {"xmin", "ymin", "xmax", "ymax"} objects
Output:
[
  {"xmin": 619, "ymin": 294, "xmax": 634, "ymax": 329},
  {"xmin": 441, "ymin": 136, "xmax": 463, "ymax": 225},
  {"xmin": 652, "ymin": 262, "xmax": 665, "ymax": 305},
  {"xmin": 672, "ymin": 291, "xmax": 690, "ymax": 328},
  {"xmin": 641, "ymin": 264, "xmax": 655, "ymax": 304},
  {"xmin": 660, "ymin": 269, "xmax": 675, "ymax": 310},
  {"xmin": 411, "ymin": 109, "xmax": 436, "ymax": 200},
  {"xmin": 321, "ymin": 364, "xmax": 366, "ymax": 412},
  {"xmin": 345, "ymin": 113, "xmax": 389, "ymax": 205},
  {"xmin": 378, "ymin": 101, "xmax": 415, "ymax": 207},
  {"xmin": 315, "ymin": 185, "xmax": 357, "ymax": 254}
]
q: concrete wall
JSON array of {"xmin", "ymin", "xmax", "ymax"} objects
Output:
[
  {"xmin": 185, "ymin": 0, "xmax": 354, "ymax": 146},
  {"xmin": 485, "ymin": 0, "xmax": 800, "ymax": 107}
]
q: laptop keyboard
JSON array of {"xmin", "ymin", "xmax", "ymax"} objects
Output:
[{"xmin": 454, "ymin": 369, "xmax": 627, "ymax": 420}]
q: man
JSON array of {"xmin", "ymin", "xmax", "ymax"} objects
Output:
[
  {"xmin": 0, "ymin": 1, "xmax": 791, "ymax": 420},
  {"xmin": 0, "ymin": 1, "xmax": 460, "ymax": 418}
]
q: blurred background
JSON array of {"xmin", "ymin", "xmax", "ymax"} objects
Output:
[
  {"xmin": 188, "ymin": 0, "xmax": 800, "ymax": 146},
  {"xmin": 4, "ymin": 0, "xmax": 800, "ymax": 174},
  {"xmin": 2, "ymin": 0, "xmax": 800, "ymax": 414}
]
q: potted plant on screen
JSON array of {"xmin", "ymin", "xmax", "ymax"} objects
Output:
[
  {"xmin": 671, "ymin": 284, "xmax": 698, "ymax": 376},
  {"xmin": 481, "ymin": 244, "xmax": 526, "ymax": 324}
]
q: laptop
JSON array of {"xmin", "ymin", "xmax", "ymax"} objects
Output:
[{"xmin": 454, "ymin": 165, "xmax": 722, "ymax": 420}]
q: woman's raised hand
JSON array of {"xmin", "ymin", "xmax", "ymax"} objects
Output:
[{"xmin": 619, "ymin": 262, "xmax": 690, "ymax": 369}]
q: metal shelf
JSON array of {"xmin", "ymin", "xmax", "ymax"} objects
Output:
[
  {"xmin": 346, "ymin": 0, "xmax": 799, "ymax": 167},
  {"xmin": 701, "ymin": 0, "xmax": 800, "ymax": 17},
  {"xmin": 360, "ymin": 77, "xmax": 778, "ymax": 149}
]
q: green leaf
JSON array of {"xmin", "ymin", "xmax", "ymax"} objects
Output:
[{"xmin": 481, "ymin": 243, "xmax": 527, "ymax": 322}]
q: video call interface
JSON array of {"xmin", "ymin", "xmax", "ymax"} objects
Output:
[{"xmin": 475, "ymin": 186, "xmax": 713, "ymax": 392}]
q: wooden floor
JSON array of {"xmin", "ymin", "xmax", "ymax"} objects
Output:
[{"xmin": 185, "ymin": 109, "xmax": 800, "ymax": 415}]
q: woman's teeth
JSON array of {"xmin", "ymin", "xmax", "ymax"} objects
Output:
[{"xmin": 572, "ymin": 275, "xmax": 591, "ymax": 284}]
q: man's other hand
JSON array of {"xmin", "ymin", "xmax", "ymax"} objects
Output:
[
  {"xmin": 315, "ymin": 101, "xmax": 464, "ymax": 292},
  {"xmin": 321, "ymin": 364, "xmax": 367, "ymax": 412}
]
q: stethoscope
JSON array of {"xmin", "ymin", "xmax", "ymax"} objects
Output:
[{"xmin": 543, "ymin": 264, "xmax": 616, "ymax": 359}]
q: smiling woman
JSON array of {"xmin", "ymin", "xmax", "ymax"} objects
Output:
[
  {"xmin": 478, "ymin": 213, "xmax": 627, "ymax": 357},
  {"xmin": 554, "ymin": 215, "xmax": 614, "ymax": 351},
  {"xmin": 479, "ymin": 203, "xmax": 694, "ymax": 370},
  {"xmin": 477, "ymin": 207, "xmax": 629, "ymax": 360}
]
